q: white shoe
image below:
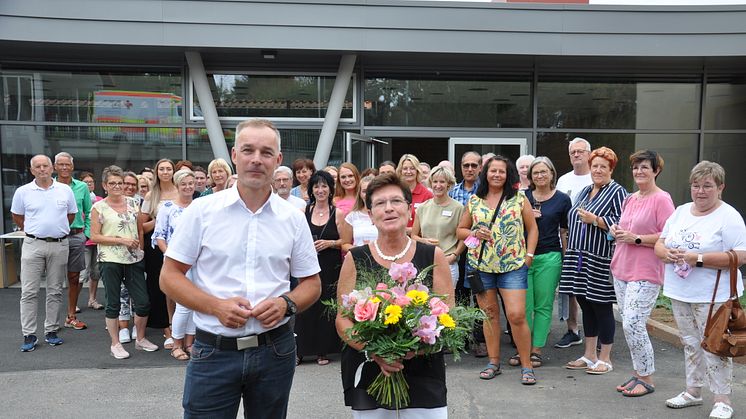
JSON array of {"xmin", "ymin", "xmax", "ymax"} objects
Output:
[
  {"xmin": 666, "ymin": 391, "xmax": 703, "ymax": 409},
  {"xmin": 110, "ymin": 343, "xmax": 130, "ymax": 359},
  {"xmin": 710, "ymin": 402, "xmax": 734, "ymax": 419},
  {"xmin": 131, "ymin": 325, "xmax": 137, "ymax": 340},
  {"xmin": 119, "ymin": 328, "xmax": 131, "ymax": 344},
  {"xmin": 163, "ymin": 337, "xmax": 174, "ymax": 349},
  {"xmin": 135, "ymin": 338, "xmax": 159, "ymax": 352}
]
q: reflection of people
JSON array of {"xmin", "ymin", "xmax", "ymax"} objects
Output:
[
  {"xmin": 336, "ymin": 173, "xmax": 453, "ymax": 418},
  {"xmin": 12, "ymin": 155, "xmax": 77, "ymax": 352},
  {"xmin": 457, "ymin": 155, "xmax": 538, "ymax": 384},
  {"xmin": 609, "ymin": 150, "xmax": 674, "ymax": 397},
  {"xmin": 554, "ymin": 137, "xmax": 593, "ymax": 349},
  {"xmin": 655, "ymin": 161, "xmax": 746, "ymax": 419},
  {"xmin": 161, "ymin": 119, "xmax": 321, "ymax": 418},
  {"xmin": 560, "ymin": 147, "xmax": 627, "ymax": 375}
]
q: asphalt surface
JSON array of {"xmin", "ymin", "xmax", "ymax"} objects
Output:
[{"xmin": 1, "ymin": 287, "xmax": 746, "ymax": 418}]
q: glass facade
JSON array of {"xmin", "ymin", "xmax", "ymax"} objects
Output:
[
  {"xmin": 705, "ymin": 76, "xmax": 746, "ymax": 130},
  {"xmin": 364, "ymin": 77, "xmax": 531, "ymax": 128},
  {"xmin": 194, "ymin": 73, "xmax": 354, "ymax": 120}
]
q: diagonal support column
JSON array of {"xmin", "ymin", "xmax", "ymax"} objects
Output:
[{"xmin": 313, "ymin": 54, "xmax": 356, "ymax": 169}]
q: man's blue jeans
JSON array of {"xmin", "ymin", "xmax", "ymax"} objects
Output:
[{"xmin": 183, "ymin": 327, "xmax": 296, "ymax": 418}]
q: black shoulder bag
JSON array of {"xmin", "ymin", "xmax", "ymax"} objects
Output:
[{"xmin": 466, "ymin": 193, "xmax": 506, "ymax": 294}]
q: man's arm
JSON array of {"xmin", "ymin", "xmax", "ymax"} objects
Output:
[
  {"xmin": 67, "ymin": 213, "xmax": 75, "ymax": 225},
  {"xmin": 252, "ymin": 273, "xmax": 321, "ymax": 329},
  {"xmin": 11, "ymin": 213, "xmax": 24, "ymax": 231},
  {"xmin": 160, "ymin": 256, "xmax": 252, "ymax": 329}
]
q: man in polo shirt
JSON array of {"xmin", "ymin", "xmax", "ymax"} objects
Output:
[
  {"xmin": 161, "ymin": 118, "xmax": 321, "ymax": 418},
  {"xmin": 11, "ymin": 154, "xmax": 77, "ymax": 352},
  {"xmin": 54, "ymin": 152, "xmax": 92, "ymax": 330}
]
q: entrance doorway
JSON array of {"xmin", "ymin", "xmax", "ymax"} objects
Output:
[
  {"xmin": 388, "ymin": 137, "xmax": 449, "ymax": 169},
  {"xmin": 449, "ymin": 137, "xmax": 527, "ymax": 180}
]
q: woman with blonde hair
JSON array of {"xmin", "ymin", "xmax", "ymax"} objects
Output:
[
  {"xmin": 396, "ymin": 154, "xmax": 433, "ymax": 229},
  {"xmin": 200, "ymin": 158, "xmax": 233, "ymax": 197},
  {"xmin": 140, "ymin": 158, "xmax": 178, "ymax": 349},
  {"xmin": 334, "ymin": 162, "xmax": 361, "ymax": 216}
]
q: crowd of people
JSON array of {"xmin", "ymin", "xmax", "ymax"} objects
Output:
[{"xmin": 10, "ymin": 122, "xmax": 746, "ymax": 418}]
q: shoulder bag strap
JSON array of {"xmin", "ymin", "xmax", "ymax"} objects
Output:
[
  {"xmin": 707, "ymin": 268, "xmax": 723, "ymax": 322},
  {"xmin": 728, "ymin": 250, "xmax": 739, "ymax": 299},
  {"xmin": 474, "ymin": 192, "xmax": 507, "ymax": 269}
]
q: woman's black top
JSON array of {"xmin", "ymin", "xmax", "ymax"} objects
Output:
[{"xmin": 340, "ymin": 242, "xmax": 447, "ymax": 411}]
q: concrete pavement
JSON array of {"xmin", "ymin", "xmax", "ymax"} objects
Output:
[{"xmin": 1, "ymin": 287, "xmax": 745, "ymax": 418}]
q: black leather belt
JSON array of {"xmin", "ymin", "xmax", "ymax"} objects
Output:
[
  {"xmin": 69, "ymin": 228, "xmax": 84, "ymax": 235},
  {"xmin": 25, "ymin": 234, "xmax": 66, "ymax": 242},
  {"xmin": 195, "ymin": 323, "xmax": 290, "ymax": 351}
]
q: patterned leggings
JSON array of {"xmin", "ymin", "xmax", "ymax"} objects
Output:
[
  {"xmin": 671, "ymin": 298, "xmax": 732, "ymax": 395},
  {"xmin": 613, "ymin": 278, "xmax": 659, "ymax": 376}
]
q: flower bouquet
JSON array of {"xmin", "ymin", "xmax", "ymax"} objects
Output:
[{"xmin": 325, "ymin": 261, "xmax": 485, "ymax": 409}]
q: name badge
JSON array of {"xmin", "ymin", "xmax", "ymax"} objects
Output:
[{"xmin": 441, "ymin": 210, "xmax": 453, "ymax": 217}]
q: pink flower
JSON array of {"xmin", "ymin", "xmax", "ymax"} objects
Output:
[
  {"xmin": 413, "ymin": 315, "xmax": 443, "ymax": 345},
  {"xmin": 390, "ymin": 285, "xmax": 411, "ymax": 306},
  {"xmin": 375, "ymin": 283, "xmax": 388, "ymax": 290},
  {"xmin": 407, "ymin": 283, "xmax": 429, "ymax": 293},
  {"xmin": 429, "ymin": 297, "xmax": 449, "ymax": 316},
  {"xmin": 354, "ymin": 299, "xmax": 380, "ymax": 322},
  {"xmin": 464, "ymin": 235, "xmax": 480, "ymax": 249},
  {"xmin": 389, "ymin": 262, "xmax": 418, "ymax": 284}
]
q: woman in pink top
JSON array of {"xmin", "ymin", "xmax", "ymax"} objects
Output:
[
  {"xmin": 333, "ymin": 162, "xmax": 360, "ymax": 216},
  {"xmin": 396, "ymin": 154, "xmax": 433, "ymax": 230},
  {"xmin": 609, "ymin": 150, "xmax": 675, "ymax": 397}
]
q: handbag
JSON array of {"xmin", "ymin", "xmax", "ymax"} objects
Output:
[
  {"xmin": 466, "ymin": 193, "xmax": 506, "ymax": 294},
  {"xmin": 701, "ymin": 250, "xmax": 746, "ymax": 357}
]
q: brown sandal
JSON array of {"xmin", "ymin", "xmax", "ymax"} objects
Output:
[{"xmin": 171, "ymin": 347, "xmax": 190, "ymax": 361}]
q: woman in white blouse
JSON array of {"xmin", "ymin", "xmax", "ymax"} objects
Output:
[{"xmin": 340, "ymin": 175, "xmax": 377, "ymax": 251}]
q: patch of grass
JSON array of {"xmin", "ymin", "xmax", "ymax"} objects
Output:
[{"xmin": 656, "ymin": 294, "xmax": 672, "ymax": 310}]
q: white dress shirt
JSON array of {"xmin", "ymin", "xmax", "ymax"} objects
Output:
[{"xmin": 165, "ymin": 186, "xmax": 320, "ymax": 337}]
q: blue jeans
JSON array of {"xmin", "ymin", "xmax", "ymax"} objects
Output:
[
  {"xmin": 466, "ymin": 264, "xmax": 528, "ymax": 290},
  {"xmin": 183, "ymin": 327, "xmax": 297, "ymax": 418}
]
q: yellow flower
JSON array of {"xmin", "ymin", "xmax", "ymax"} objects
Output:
[
  {"xmin": 405, "ymin": 290, "xmax": 428, "ymax": 305},
  {"xmin": 439, "ymin": 313, "xmax": 456, "ymax": 329},
  {"xmin": 384, "ymin": 305, "xmax": 402, "ymax": 325},
  {"xmin": 370, "ymin": 296, "xmax": 382, "ymax": 304}
]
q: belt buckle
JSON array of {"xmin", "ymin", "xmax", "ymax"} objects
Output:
[{"xmin": 236, "ymin": 335, "xmax": 258, "ymax": 350}]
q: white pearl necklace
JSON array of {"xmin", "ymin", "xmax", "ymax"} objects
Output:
[{"xmin": 373, "ymin": 238, "xmax": 412, "ymax": 261}]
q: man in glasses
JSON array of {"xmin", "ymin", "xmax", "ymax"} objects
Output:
[
  {"xmin": 54, "ymin": 152, "xmax": 93, "ymax": 330},
  {"xmin": 12, "ymin": 154, "xmax": 78, "ymax": 351},
  {"xmin": 554, "ymin": 137, "xmax": 593, "ymax": 349}
]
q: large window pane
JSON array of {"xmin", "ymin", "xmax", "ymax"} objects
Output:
[
  {"xmin": 703, "ymin": 133, "xmax": 746, "ymax": 216},
  {"xmin": 364, "ymin": 77, "xmax": 531, "ymax": 128},
  {"xmin": 537, "ymin": 132, "xmax": 698, "ymax": 206},
  {"xmin": 187, "ymin": 127, "xmax": 345, "ymax": 175},
  {"xmin": 537, "ymin": 79, "xmax": 701, "ymax": 129},
  {"xmin": 705, "ymin": 76, "xmax": 746, "ymax": 129},
  {"xmin": 0, "ymin": 70, "xmax": 183, "ymax": 123},
  {"xmin": 194, "ymin": 74, "xmax": 354, "ymax": 120},
  {"xmin": 1, "ymin": 125, "xmax": 183, "ymax": 232}
]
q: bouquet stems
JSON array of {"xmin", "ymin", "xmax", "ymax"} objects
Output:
[{"xmin": 367, "ymin": 370, "xmax": 410, "ymax": 409}]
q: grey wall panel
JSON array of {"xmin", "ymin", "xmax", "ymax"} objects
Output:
[{"xmin": 1, "ymin": 0, "xmax": 746, "ymax": 57}]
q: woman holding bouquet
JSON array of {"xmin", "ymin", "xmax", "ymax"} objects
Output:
[
  {"xmin": 456, "ymin": 155, "xmax": 539, "ymax": 384},
  {"xmin": 336, "ymin": 173, "xmax": 453, "ymax": 418}
]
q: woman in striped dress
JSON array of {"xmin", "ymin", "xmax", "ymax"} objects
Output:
[{"xmin": 560, "ymin": 147, "xmax": 627, "ymax": 375}]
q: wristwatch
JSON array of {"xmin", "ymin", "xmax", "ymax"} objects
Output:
[
  {"xmin": 592, "ymin": 216, "xmax": 599, "ymax": 227},
  {"xmin": 635, "ymin": 236, "xmax": 642, "ymax": 245},
  {"xmin": 696, "ymin": 254, "xmax": 704, "ymax": 268},
  {"xmin": 279, "ymin": 294, "xmax": 297, "ymax": 317}
]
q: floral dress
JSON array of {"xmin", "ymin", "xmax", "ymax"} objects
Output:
[{"xmin": 466, "ymin": 192, "xmax": 527, "ymax": 273}]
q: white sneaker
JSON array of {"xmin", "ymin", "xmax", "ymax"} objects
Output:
[
  {"xmin": 710, "ymin": 402, "xmax": 734, "ymax": 419},
  {"xmin": 666, "ymin": 391, "xmax": 703, "ymax": 409},
  {"xmin": 135, "ymin": 338, "xmax": 159, "ymax": 352},
  {"xmin": 119, "ymin": 328, "xmax": 131, "ymax": 344},
  {"xmin": 110, "ymin": 343, "xmax": 130, "ymax": 359},
  {"xmin": 131, "ymin": 325, "xmax": 137, "ymax": 340}
]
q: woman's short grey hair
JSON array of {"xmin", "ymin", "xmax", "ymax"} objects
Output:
[
  {"xmin": 690, "ymin": 160, "xmax": 725, "ymax": 186},
  {"xmin": 428, "ymin": 165, "xmax": 456, "ymax": 188},
  {"xmin": 528, "ymin": 156, "xmax": 558, "ymax": 190},
  {"xmin": 173, "ymin": 168, "xmax": 195, "ymax": 185},
  {"xmin": 101, "ymin": 165, "xmax": 124, "ymax": 183}
]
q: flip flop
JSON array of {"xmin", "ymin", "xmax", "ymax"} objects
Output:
[
  {"xmin": 565, "ymin": 356, "xmax": 595, "ymax": 370},
  {"xmin": 622, "ymin": 378, "xmax": 655, "ymax": 397},
  {"xmin": 616, "ymin": 376, "xmax": 638, "ymax": 392}
]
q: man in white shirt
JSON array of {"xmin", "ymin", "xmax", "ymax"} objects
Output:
[
  {"xmin": 554, "ymin": 137, "xmax": 593, "ymax": 349},
  {"xmin": 12, "ymin": 154, "xmax": 77, "ymax": 352},
  {"xmin": 161, "ymin": 119, "xmax": 321, "ymax": 418},
  {"xmin": 273, "ymin": 166, "xmax": 306, "ymax": 211}
]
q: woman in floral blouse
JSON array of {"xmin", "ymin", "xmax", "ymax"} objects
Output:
[{"xmin": 457, "ymin": 155, "xmax": 538, "ymax": 385}]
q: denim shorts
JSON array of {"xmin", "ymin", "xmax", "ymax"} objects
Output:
[{"xmin": 465, "ymin": 264, "xmax": 528, "ymax": 290}]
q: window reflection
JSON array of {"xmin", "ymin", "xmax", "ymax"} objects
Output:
[
  {"xmin": 704, "ymin": 133, "xmax": 746, "ymax": 216},
  {"xmin": 705, "ymin": 77, "xmax": 746, "ymax": 130}
]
